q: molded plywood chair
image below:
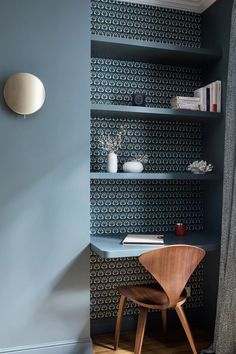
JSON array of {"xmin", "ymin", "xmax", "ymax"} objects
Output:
[{"xmin": 114, "ymin": 245, "xmax": 205, "ymax": 354}]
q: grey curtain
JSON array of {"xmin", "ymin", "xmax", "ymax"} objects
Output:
[{"xmin": 213, "ymin": 1, "xmax": 236, "ymax": 353}]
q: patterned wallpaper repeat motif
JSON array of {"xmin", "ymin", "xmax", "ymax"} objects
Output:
[
  {"xmin": 90, "ymin": 0, "xmax": 204, "ymax": 320},
  {"xmin": 90, "ymin": 252, "xmax": 204, "ymax": 319},
  {"xmin": 91, "ymin": 117, "xmax": 203, "ymax": 173},
  {"xmin": 91, "ymin": 58, "xmax": 202, "ymax": 108},
  {"xmin": 91, "ymin": 0, "xmax": 201, "ymax": 48},
  {"xmin": 90, "ymin": 179, "xmax": 205, "ymax": 317},
  {"xmin": 90, "ymin": 180, "xmax": 204, "ymax": 236}
]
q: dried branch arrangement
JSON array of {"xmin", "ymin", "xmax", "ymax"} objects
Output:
[
  {"xmin": 134, "ymin": 154, "xmax": 149, "ymax": 164},
  {"xmin": 98, "ymin": 125, "xmax": 126, "ymax": 153}
]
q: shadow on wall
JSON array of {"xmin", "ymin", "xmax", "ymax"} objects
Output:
[
  {"xmin": 0, "ymin": 246, "xmax": 91, "ymax": 348},
  {"xmin": 53, "ymin": 246, "xmax": 91, "ymax": 292},
  {"xmin": 0, "ymin": 152, "xmax": 90, "ymax": 345},
  {"xmin": 32, "ymin": 247, "xmax": 91, "ymax": 339}
]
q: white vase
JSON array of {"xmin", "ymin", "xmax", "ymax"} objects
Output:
[
  {"xmin": 123, "ymin": 160, "xmax": 144, "ymax": 173},
  {"xmin": 107, "ymin": 152, "xmax": 118, "ymax": 173}
]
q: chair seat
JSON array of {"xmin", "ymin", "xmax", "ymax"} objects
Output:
[
  {"xmin": 115, "ymin": 247, "xmax": 205, "ymax": 354},
  {"xmin": 118, "ymin": 284, "xmax": 187, "ymax": 309}
]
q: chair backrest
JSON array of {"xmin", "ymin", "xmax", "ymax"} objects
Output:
[{"xmin": 139, "ymin": 245, "xmax": 205, "ymax": 308}]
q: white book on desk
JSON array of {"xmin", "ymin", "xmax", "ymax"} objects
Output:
[{"xmin": 122, "ymin": 234, "xmax": 164, "ymax": 245}]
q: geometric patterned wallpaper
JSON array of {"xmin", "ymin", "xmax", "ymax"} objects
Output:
[
  {"xmin": 90, "ymin": 121, "xmax": 206, "ymax": 318},
  {"xmin": 90, "ymin": 172, "xmax": 205, "ymax": 318},
  {"xmin": 91, "ymin": 0, "xmax": 201, "ymax": 48},
  {"xmin": 91, "ymin": 117, "xmax": 203, "ymax": 173},
  {"xmin": 90, "ymin": 180, "xmax": 205, "ymax": 236},
  {"xmin": 90, "ymin": 0, "xmax": 205, "ymax": 320},
  {"xmin": 90, "ymin": 252, "xmax": 204, "ymax": 319},
  {"xmin": 91, "ymin": 58, "xmax": 202, "ymax": 108}
]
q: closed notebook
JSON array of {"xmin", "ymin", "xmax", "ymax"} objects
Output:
[{"xmin": 121, "ymin": 234, "xmax": 164, "ymax": 245}]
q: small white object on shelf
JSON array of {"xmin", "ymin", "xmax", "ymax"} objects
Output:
[
  {"xmin": 187, "ymin": 160, "xmax": 213, "ymax": 174},
  {"xmin": 123, "ymin": 154, "xmax": 148, "ymax": 173},
  {"xmin": 98, "ymin": 125, "xmax": 126, "ymax": 173},
  {"xmin": 170, "ymin": 96, "xmax": 200, "ymax": 111},
  {"xmin": 107, "ymin": 152, "xmax": 118, "ymax": 173},
  {"xmin": 123, "ymin": 160, "xmax": 143, "ymax": 173}
]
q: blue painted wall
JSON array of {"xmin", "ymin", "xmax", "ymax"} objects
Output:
[{"xmin": 0, "ymin": 1, "xmax": 91, "ymax": 353}]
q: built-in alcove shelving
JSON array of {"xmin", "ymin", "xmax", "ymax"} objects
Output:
[
  {"xmin": 90, "ymin": 0, "xmax": 229, "ymax": 330},
  {"xmin": 91, "ymin": 34, "xmax": 221, "ymax": 66},
  {"xmin": 91, "ymin": 104, "xmax": 222, "ymax": 122},
  {"xmin": 90, "ymin": 172, "xmax": 219, "ymax": 180},
  {"xmin": 90, "ymin": 232, "xmax": 216, "ymax": 259}
]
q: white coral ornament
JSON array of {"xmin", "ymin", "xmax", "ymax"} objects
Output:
[{"xmin": 187, "ymin": 160, "xmax": 213, "ymax": 174}]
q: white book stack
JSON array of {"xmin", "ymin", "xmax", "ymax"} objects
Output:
[
  {"xmin": 194, "ymin": 80, "xmax": 221, "ymax": 112},
  {"xmin": 170, "ymin": 96, "xmax": 200, "ymax": 111},
  {"xmin": 193, "ymin": 87, "xmax": 207, "ymax": 111}
]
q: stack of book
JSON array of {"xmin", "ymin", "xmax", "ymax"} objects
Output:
[
  {"xmin": 122, "ymin": 234, "xmax": 164, "ymax": 245},
  {"xmin": 170, "ymin": 96, "xmax": 200, "ymax": 111},
  {"xmin": 194, "ymin": 80, "xmax": 221, "ymax": 112}
]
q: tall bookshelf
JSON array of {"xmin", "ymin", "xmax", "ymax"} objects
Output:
[{"xmin": 90, "ymin": 0, "xmax": 233, "ymax": 333}]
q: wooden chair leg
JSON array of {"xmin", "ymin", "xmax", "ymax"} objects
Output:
[
  {"xmin": 134, "ymin": 307, "xmax": 148, "ymax": 354},
  {"xmin": 175, "ymin": 305, "xmax": 198, "ymax": 354},
  {"xmin": 114, "ymin": 295, "xmax": 127, "ymax": 350},
  {"xmin": 161, "ymin": 309, "xmax": 167, "ymax": 337}
]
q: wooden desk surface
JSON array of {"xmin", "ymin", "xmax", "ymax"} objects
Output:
[{"xmin": 90, "ymin": 232, "xmax": 216, "ymax": 258}]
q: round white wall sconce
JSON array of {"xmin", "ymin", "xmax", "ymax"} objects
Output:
[{"xmin": 3, "ymin": 72, "xmax": 46, "ymax": 118}]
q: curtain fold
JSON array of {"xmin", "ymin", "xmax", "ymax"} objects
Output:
[{"xmin": 213, "ymin": 1, "xmax": 236, "ymax": 353}]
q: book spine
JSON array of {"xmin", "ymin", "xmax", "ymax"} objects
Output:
[
  {"xmin": 212, "ymin": 82, "xmax": 217, "ymax": 112},
  {"xmin": 198, "ymin": 87, "xmax": 207, "ymax": 111},
  {"xmin": 171, "ymin": 81, "xmax": 221, "ymax": 113},
  {"xmin": 171, "ymin": 97, "xmax": 200, "ymax": 103},
  {"xmin": 200, "ymin": 87, "xmax": 206, "ymax": 111},
  {"xmin": 171, "ymin": 102, "xmax": 200, "ymax": 107},
  {"xmin": 194, "ymin": 88, "xmax": 201, "ymax": 109},
  {"xmin": 209, "ymin": 83, "xmax": 214, "ymax": 112},
  {"xmin": 206, "ymin": 87, "xmax": 210, "ymax": 111},
  {"xmin": 217, "ymin": 80, "xmax": 221, "ymax": 112},
  {"xmin": 194, "ymin": 88, "xmax": 205, "ymax": 111}
]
